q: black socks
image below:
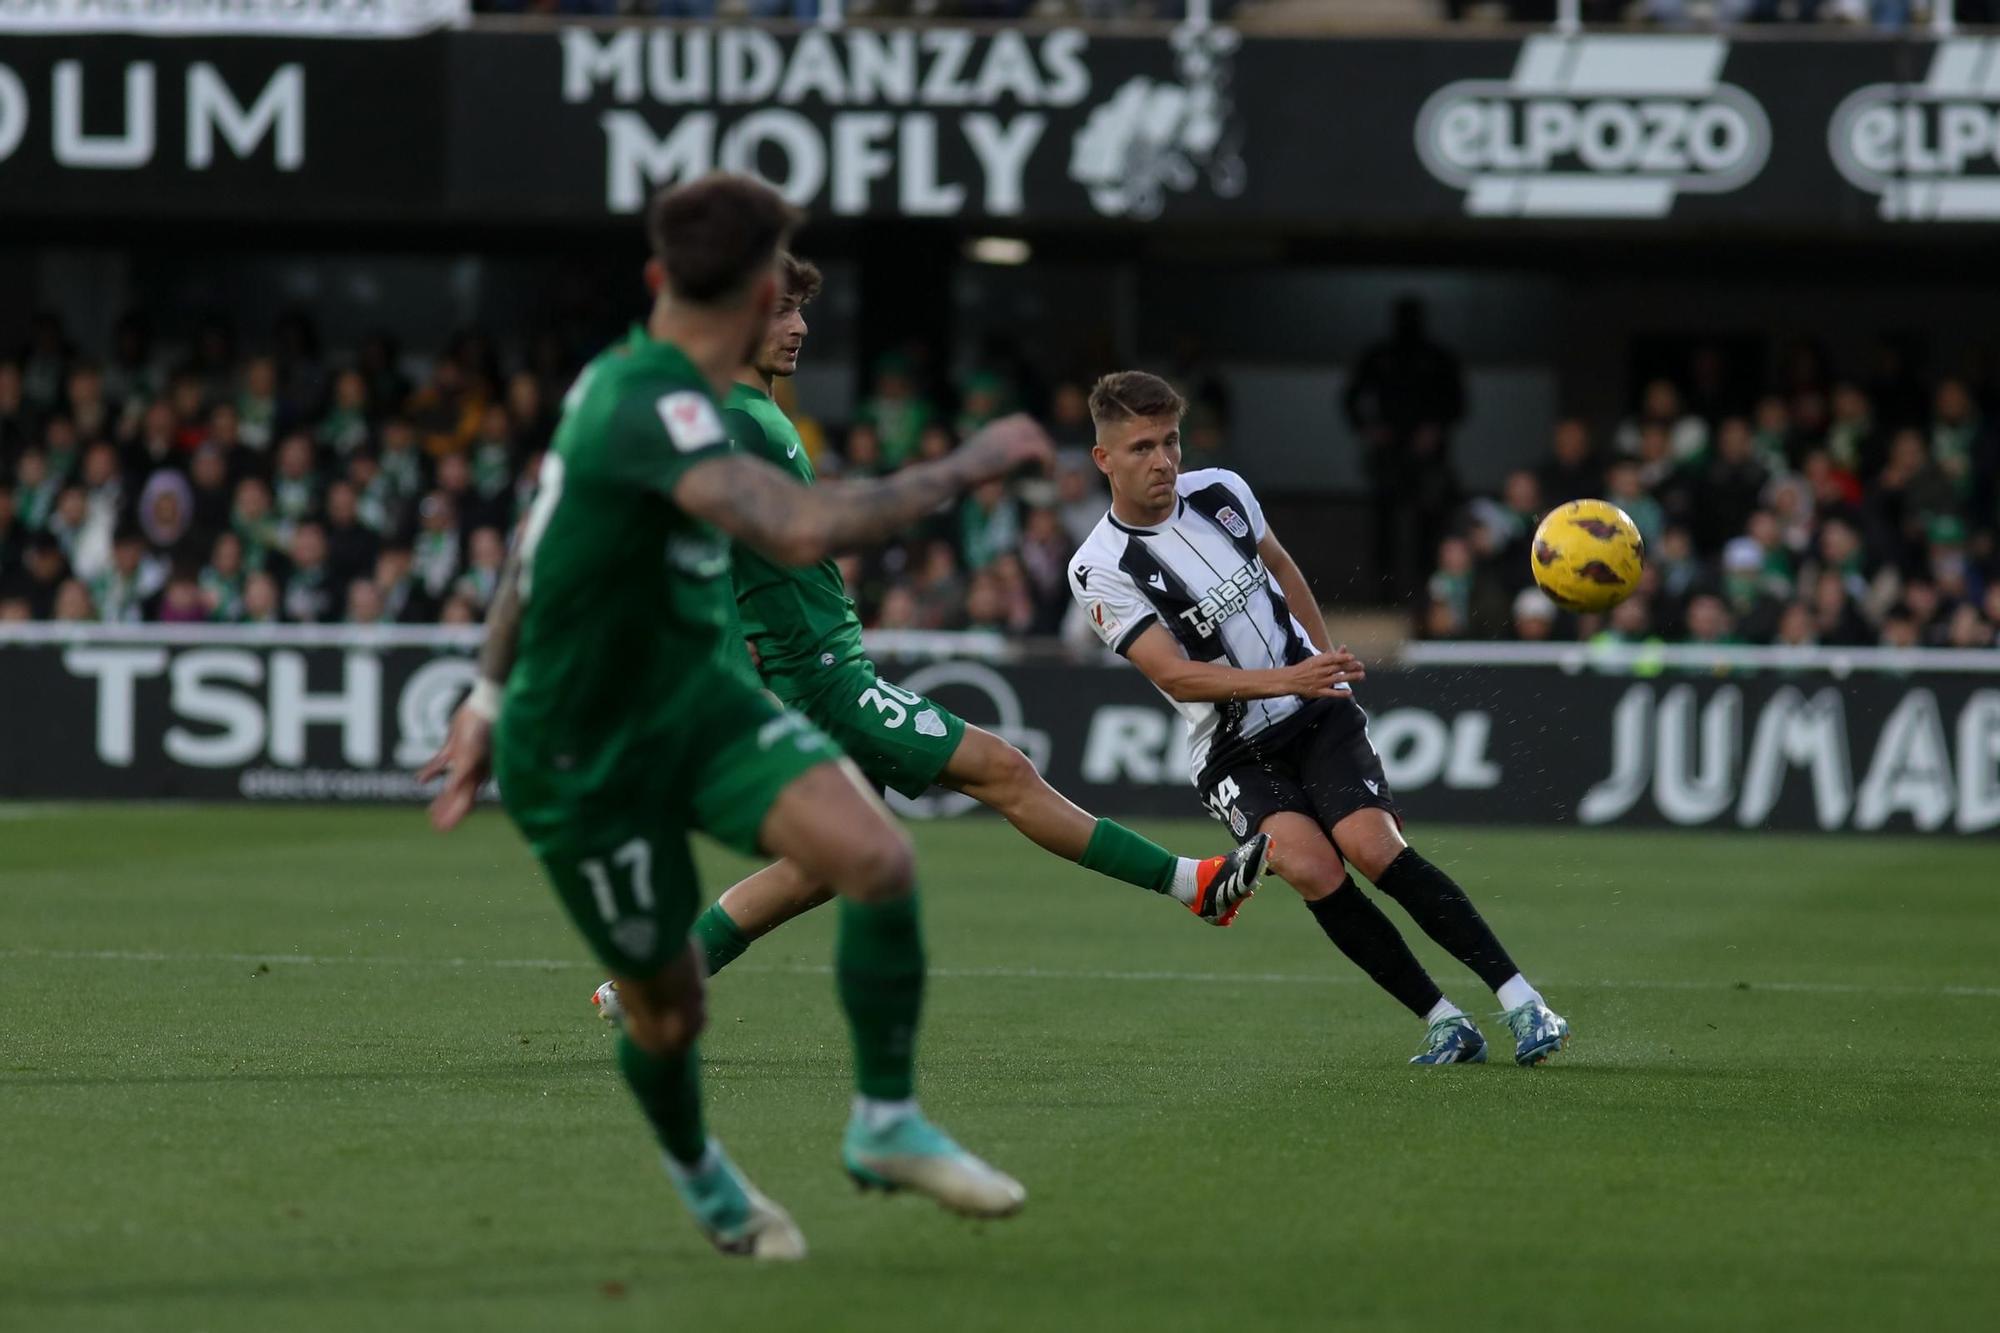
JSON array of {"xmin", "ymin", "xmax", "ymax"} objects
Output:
[
  {"xmin": 1373, "ymin": 848, "xmax": 1520, "ymax": 992},
  {"xmin": 1306, "ymin": 881, "xmax": 1444, "ymax": 1019}
]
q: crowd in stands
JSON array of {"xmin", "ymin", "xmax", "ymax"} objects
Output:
[
  {"xmin": 1451, "ymin": 1, "xmax": 1988, "ymax": 26},
  {"xmin": 0, "ymin": 311, "xmax": 1117, "ymax": 639},
  {"xmin": 471, "ymin": 1, "xmax": 1234, "ymax": 18},
  {"xmin": 1421, "ymin": 347, "xmax": 2000, "ymax": 651}
]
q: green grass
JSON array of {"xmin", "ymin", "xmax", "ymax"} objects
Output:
[{"xmin": 2, "ymin": 808, "xmax": 1997, "ymax": 1333}]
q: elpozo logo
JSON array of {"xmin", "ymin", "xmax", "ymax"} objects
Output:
[
  {"xmin": 1416, "ymin": 35, "xmax": 1769, "ymax": 218},
  {"xmin": 1830, "ymin": 39, "xmax": 2000, "ymax": 220}
]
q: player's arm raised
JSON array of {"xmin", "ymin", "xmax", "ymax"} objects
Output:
[
  {"xmin": 1123, "ymin": 624, "xmax": 1365, "ymax": 704},
  {"xmin": 675, "ymin": 414, "xmax": 1051, "ymax": 566},
  {"xmin": 1259, "ymin": 527, "xmax": 1333, "ymax": 654}
]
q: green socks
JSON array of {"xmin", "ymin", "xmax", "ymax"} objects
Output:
[
  {"xmin": 1081, "ymin": 818, "xmax": 1181, "ymax": 895},
  {"xmin": 616, "ymin": 1031, "xmax": 707, "ymax": 1166},
  {"xmin": 835, "ymin": 894, "xmax": 925, "ymax": 1100},
  {"xmin": 692, "ymin": 902, "xmax": 752, "ymax": 976}
]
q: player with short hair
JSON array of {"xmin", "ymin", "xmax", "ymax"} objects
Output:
[
  {"xmin": 421, "ymin": 174, "xmax": 1055, "ymax": 1260},
  {"xmin": 1066, "ymin": 370, "xmax": 1569, "ymax": 1066},
  {"xmin": 590, "ymin": 255, "xmax": 1266, "ymax": 1009}
]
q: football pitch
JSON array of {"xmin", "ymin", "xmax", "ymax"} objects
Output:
[{"xmin": 3, "ymin": 807, "xmax": 1996, "ymax": 1333}]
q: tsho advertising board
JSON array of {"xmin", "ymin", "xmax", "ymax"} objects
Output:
[{"xmin": 4, "ymin": 635, "xmax": 1998, "ymax": 835}]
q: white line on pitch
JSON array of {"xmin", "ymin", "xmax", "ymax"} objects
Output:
[{"xmin": 2, "ymin": 947, "xmax": 1996, "ymax": 1000}]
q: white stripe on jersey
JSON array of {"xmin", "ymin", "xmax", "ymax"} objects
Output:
[{"xmin": 1066, "ymin": 468, "xmax": 1332, "ymax": 782}]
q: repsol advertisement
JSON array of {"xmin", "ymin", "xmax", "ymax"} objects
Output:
[
  {"xmin": 4, "ymin": 638, "xmax": 1999, "ymax": 834},
  {"xmin": 2, "ymin": 27, "xmax": 1998, "ymax": 228}
]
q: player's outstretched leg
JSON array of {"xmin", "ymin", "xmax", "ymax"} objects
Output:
[
  {"xmin": 612, "ymin": 945, "xmax": 805, "ymax": 1259},
  {"xmin": 693, "ymin": 860, "xmax": 832, "ymax": 975},
  {"xmin": 1260, "ymin": 813, "xmax": 1486, "ymax": 1065},
  {"xmin": 1334, "ymin": 809, "xmax": 1569, "ymax": 1066},
  {"xmin": 760, "ymin": 760, "xmax": 1025, "ymax": 1219},
  {"xmin": 943, "ymin": 725, "xmax": 1266, "ymax": 925}
]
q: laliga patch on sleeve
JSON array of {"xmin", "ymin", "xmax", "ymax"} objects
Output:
[
  {"xmin": 1090, "ymin": 600, "xmax": 1121, "ymax": 642},
  {"xmin": 656, "ymin": 391, "xmax": 726, "ymax": 453}
]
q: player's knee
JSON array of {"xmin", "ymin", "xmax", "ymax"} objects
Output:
[
  {"xmin": 1283, "ymin": 859, "xmax": 1348, "ymax": 902},
  {"xmin": 983, "ymin": 740, "xmax": 1041, "ymax": 800},
  {"xmin": 624, "ymin": 988, "xmax": 706, "ymax": 1055},
  {"xmin": 836, "ymin": 826, "xmax": 916, "ymax": 904}
]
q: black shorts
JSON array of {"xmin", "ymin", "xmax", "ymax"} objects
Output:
[{"xmin": 1198, "ymin": 703, "xmax": 1399, "ymax": 845}]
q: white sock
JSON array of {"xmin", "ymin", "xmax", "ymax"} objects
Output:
[
  {"xmin": 1495, "ymin": 974, "xmax": 1542, "ymax": 1012},
  {"xmin": 1423, "ymin": 998, "xmax": 1465, "ymax": 1027},
  {"xmin": 1168, "ymin": 857, "xmax": 1201, "ymax": 907},
  {"xmin": 662, "ymin": 1139, "xmax": 721, "ymax": 1185},
  {"xmin": 853, "ymin": 1095, "xmax": 919, "ymax": 1133}
]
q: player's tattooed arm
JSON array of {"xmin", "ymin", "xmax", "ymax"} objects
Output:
[
  {"xmin": 1125, "ymin": 624, "xmax": 1366, "ymax": 704},
  {"xmin": 476, "ymin": 548, "xmax": 526, "ymax": 687},
  {"xmin": 1258, "ymin": 529, "xmax": 1332, "ymax": 654},
  {"xmin": 676, "ymin": 414, "xmax": 1053, "ymax": 565}
]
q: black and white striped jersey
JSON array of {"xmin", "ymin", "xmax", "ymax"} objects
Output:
[{"xmin": 1067, "ymin": 467, "xmax": 1360, "ymax": 783}]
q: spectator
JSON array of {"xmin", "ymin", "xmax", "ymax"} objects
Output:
[
  {"xmin": 0, "ymin": 488, "xmax": 20, "ymax": 578},
  {"xmin": 346, "ymin": 578, "xmax": 388, "ymax": 625},
  {"xmin": 438, "ymin": 451, "xmax": 502, "ymax": 534},
  {"xmin": 138, "ymin": 469, "xmax": 200, "ymax": 569},
  {"xmin": 66, "ymin": 363, "xmax": 112, "ymax": 444},
  {"xmin": 45, "ymin": 486, "xmax": 98, "ymax": 576},
  {"xmin": 1946, "ymin": 602, "xmax": 1994, "ymax": 649},
  {"xmin": 0, "ymin": 597, "xmax": 30, "ymax": 621},
  {"xmin": 14, "ymin": 449, "xmax": 60, "ymax": 530},
  {"xmin": 377, "ymin": 416, "xmax": 425, "ymax": 507},
  {"xmin": 1467, "ymin": 470, "xmax": 1541, "ymax": 590},
  {"xmin": 1604, "ymin": 458, "xmax": 1665, "ymax": 553},
  {"xmin": 41, "ymin": 415, "xmax": 81, "ymax": 487},
  {"xmin": 241, "ymin": 570, "xmax": 281, "ymax": 625},
  {"xmin": 19, "ymin": 311, "xmax": 72, "ymax": 412},
  {"xmin": 1595, "ymin": 594, "xmax": 1657, "ymax": 647},
  {"xmin": 413, "ymin": 493, "xmax": 461, "ymax": 601},
  {"xmin": 9, "ymin": 534, "xmax": 68, "ymax": 618},
  {"xmin": 230, "ymin": 477, "xmax": 282, "ymax": 572},
  {"xmin": 52, "ymin": 577, "xmax": 95, "ymax": 622},
  {"xmin": 156, "ymin": 573, "xmax": 208, "ymax": 625},
  {"xmin": 1929, "ymin": 378, "xmax": 1986, "ymax": 504},
  {"xmin": 1719, "ymin": 537, "xmax": 1785, "ymax": 643},
  {"xmin": 1426, "ymin": 535, "xmax": 1476, "ymax": 636},
  {"xmin": 1870, "ymin": 428, "xmax": 1956, "ymax": 570},
  {"xmin": 238, "ymin": 356, "xmax": 282, "ymax": 452},
  {"xmin": 839, "ymin": 421, "xmax": 884, "ymax": 477},
  {"xmin": 1510, "ymin": 587, "xmax": 1558, "ymax": 642},
  {"xmin": 859, "ymin": 354, "xmax": 933, "ymax": 469},
  {"xmin": 1616, "ymin": 378, "xmax": 1707, "ymax": 464},
  {"xmin": 1684, "ymin": 593, "xmax": 1735, "ymax": 646},
  {"xmin": 1344, "ymin": 295, "xmax": 1465, "ymax": 598},
  {"xmin": 1826, "ymin": 382, "xmax": 1882, "ymax": 477},
  {"xmin": 876, "ymin": 583, "xmax": 921, "ymax": 630},
  {"xmin": 375, "ymin": 545, "xmax": 423, "ymax": 624},
  {"xmin": 1047, "ymin": 381, "xmax": 1094, "ymax": 456},
  {"xmin": 1901, "ymin": 580, "xmax": 1945, "ymax": 647},
  {"xmin": 955, "ymin": 371, "xmax": 1008, "ymax": 440},
  {"xmin": 281, "ymin": 522, "xmax": 336, "ymax": 624},
  {"xmin": 124, "ymin": 401, "xmax": 181, "ymax": 488},
  {"xmin": 323, "ymin": 481, "xmax": 381, "ymax": 590},
  {"xmin": 1774, "ymin": 601, "xmax": 1817, "ymax": 648},
  {"xmin": 1537, "ymin": 418, "xmax": 1600, "ymax": 505},
  {"xmin": 408, "ymin": 352, "xmax": 484, "ymax": 458},
  {"xmin": 468, "ymin": 405, "xmax": 516, "ymax": 521},
  {"xmin": 1809, "ymin": 570, "xmax": 1872, "ymax": 646},
  {"xmin": 187, "ymin": 445, "xmax": 233, "ymax": 542},
  {"xmin": 909, "ymin": 540, "xmax": 967, "ymax": 630},
  {"xmin": 1016, "ymin": 506, "xmax": 1073, "ymax": 634},
  {"xmin": 961, "ymin": 477, "xmax": 1021, "ymax": 571},
  {"xmin": 1695, "ymin": 418, "xmax": 1768, "ymax": 551},
  {"xmin": 0, "ymin": 360, "xmax": 29, "ymax": 461},
  {"xmin": 438, "ymin": 594, "xmax": 478, "ymax": 625},
  {"xmin": 271, "ymin": 433, "xmax": 322, "ymax": 532},
  {"xmin": 505, "ymin": 372, "xmax": 553, "ymax": 454},
  {"xmin": 90, "ymin": 526, "xmax": 165, "ymax": 623},
  {"xmin": 454, "ymin": 526, "xmax": 506, "ymax": 615},
  {"xmin": 200, "ymin": 532, "xmax": 247, "ymax": 622},
  {"xmin": 317, "ymin": 369, "xmax": 373, "ymax": 457}
]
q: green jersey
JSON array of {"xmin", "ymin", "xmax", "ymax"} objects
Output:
[
  {"xmin": 724, "ymin": 382, "xmax": 868, "ymax": 700},
  {"xmin": 499, "ymin": 326, "xmax": 737, "ymax": 790}
]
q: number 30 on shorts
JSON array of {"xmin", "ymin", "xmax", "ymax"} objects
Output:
[{"xmin": 857, "ymin": 680, "xmax": 923, "ymax": 729}]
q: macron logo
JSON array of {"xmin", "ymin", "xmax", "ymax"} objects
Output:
[
  {"xmin": 1146, "ymin": 573, "xmax": 1169, "ymax": 591},
  {"xmin": 1415, "ymin": 36, "xmax": 1769, "ymax": 219}
]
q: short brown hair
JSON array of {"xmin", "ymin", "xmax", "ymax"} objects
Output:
[
  {"xmin": 646, "ymin": 173, "xmax": 802, "ymax": 306},
  {"xmin": 1088, "ymin": 371, "xmax": 1186, "ymax": 427},
  {"xmin": 779, "ymin": 252, "xmax": 823, "ymax": 305}
]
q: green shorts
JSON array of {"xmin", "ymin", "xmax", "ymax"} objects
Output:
[
  {"xmin": 791, "ymin": 661, "xmax": 967, "ymax": 800},
  {"xmin": 495, "ymin": 666, "xmax": 841, "ymax": 977}
]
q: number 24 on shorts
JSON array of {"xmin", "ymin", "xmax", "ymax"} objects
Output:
[{"xmin": 857, "ymin": 680, "xmax": 923, "ymax": 729}]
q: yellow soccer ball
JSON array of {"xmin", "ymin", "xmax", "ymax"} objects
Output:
[{"xmin": 1529, "ymin": 499, "xmax": 1645, "ymax": 614}]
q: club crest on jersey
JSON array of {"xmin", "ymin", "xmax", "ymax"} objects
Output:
[{"xmin": 1216, "ymin": 506, "xmax": 1250, "ymax": 539}]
